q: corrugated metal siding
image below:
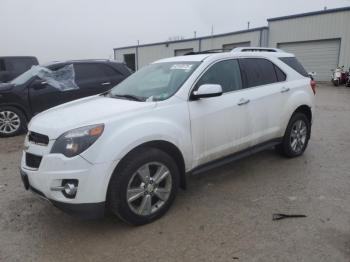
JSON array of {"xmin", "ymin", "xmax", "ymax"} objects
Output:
[
  {"xmin": 269, "ymin": 10, "xmax": 350, "ymax": 68},
  {"xmin": 200, "ymin": 31, "xmax": 260, "ymax": 50},
  {"xmin": 279, "ymin": 39, "xmax": 340, "ymax": 81}
]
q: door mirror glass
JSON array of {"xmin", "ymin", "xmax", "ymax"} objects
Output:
[{"xmin": 191, "ymin": 84, "xmax": 223, "ymax": 100}]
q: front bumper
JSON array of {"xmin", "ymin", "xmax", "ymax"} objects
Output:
[
  {"xmin": 20, "ymin": 167, "xmax": 106, "ymax": 219},
  {"xmin": 20, "ymin": 149, "xmax": 118, "ymax": 219}
]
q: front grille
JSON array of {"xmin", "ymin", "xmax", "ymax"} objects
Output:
[
  {"xmin": 25, "ymin": 153, "xmax": 42, "ymax": 169},
  {"xmin": 28, "ymin": 132, "xmax": 49, "ymax": 146}
]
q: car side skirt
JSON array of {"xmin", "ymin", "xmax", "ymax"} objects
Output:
[{"xmin": 189, "ymin": 138, "xmax": 283, "ymax": 175}]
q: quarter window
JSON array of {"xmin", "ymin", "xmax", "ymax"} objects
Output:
[
  {"xmin": 195, "ymin": 60, "xmax": 242, "ymax": 93},
  {"xmin": 274, "ymin": 65, "xmax": 287, "ymax": 82}
]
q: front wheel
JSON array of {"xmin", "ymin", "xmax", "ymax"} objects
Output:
[
  {"xmin": 108, "ymin": 147, "xmax": 179, "ymax": 225},
  {"xmin": 0, "ymin": 106, "xmax": 27, "ymax": 137},
  {"xmin": 277, "ymin": 113, "xmax": 311, "ymax": 158}
]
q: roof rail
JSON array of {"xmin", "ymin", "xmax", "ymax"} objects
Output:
[
  {"xmin": 184, "ymin": 49, "xmax": 231, "ymax": 55},
  {"xmin": 231, "ymin": 47, "xmax": 285, "ymax": 53}
]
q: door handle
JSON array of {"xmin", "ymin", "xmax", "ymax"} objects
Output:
[
  {"xmin": 101, "ymin": 82, "xmax": 111, "ymax": 86},
  {"xmin": 281, "ymin": 87, "xmax": 290, "ymax": 93},
  {"xmin": 237, "ymin": 98, "xmax": 250, "ymax": 106}
]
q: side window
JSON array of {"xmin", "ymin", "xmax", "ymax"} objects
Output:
[
  {"xmin": 102, "ymin": 65, "xmax": 123, "ymax": 77},
  {"xmin": 74, "ymin": 63, "xmax": 111, "ymax": 86},
  {"xmin": 239, "ymin": 58, "xmax": 278, "ymax": 88},
  {"xmin": 274, "ymin": 65, "xmax": 287, "ymax": 82},
  {"xmin": 0, "ymin": 59, "xmax": 6, "ymax": 71},
  {"xmin": 279, "ymin": 57, "xmax": 308, "ymax": 77},
  {"xmin": 195, "ymin": 59, "xmax": 242, "ymax": 93}
]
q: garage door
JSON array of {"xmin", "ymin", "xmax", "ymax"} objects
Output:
[{"xmin": 278, "ymin": 39, "xmax": 340, "ymax": 81}]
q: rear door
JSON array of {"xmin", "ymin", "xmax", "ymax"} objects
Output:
[
  {"xmin": 73, "ymin": 63, "xmax": 121, "ymax": 97},
  {"xmin": 238, "ymin": 58, "xmax": 288, "ymax": 146}
]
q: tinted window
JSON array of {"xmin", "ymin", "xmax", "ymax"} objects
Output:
[
  {"xmin": 274, "ymin": 65, "xmax": 286, "ymax": 82},
  {"xmin": 102, "ymin": 65, "xmax": 122, "ymax": 77},
  {"xmin": 6, "ymin": 58, "xmax": 38, "ymax": 74},
  {"xmin": 239, "ymin": 58, "xmax": 278, "ymax": 88},
  {"xmin": 74, "ymin": 63, "xmax": 110, "ymax": 81},
  {"xmin": 0, "ymin": 59, "xmax": 5, "ymax": 71},
  {"xmin": 195, "ymin": 60, "xmax": 242, "ymax": 93},
  {"xmin": 279, "ymin": 57, "xmax": 308, "ymax": 77}
]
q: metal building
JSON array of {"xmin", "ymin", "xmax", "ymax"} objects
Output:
[{"xmin": 114, "ymin": 6, "xmax": 350, "ymax": 81}]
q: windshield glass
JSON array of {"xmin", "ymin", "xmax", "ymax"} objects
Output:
[
  {"xmin": 109, "ymin": 61, "xmax": 200, "ymax": 101},
  {"xmin": 10, "ymin": 66, "xmax": 41, "ymax": 85}
]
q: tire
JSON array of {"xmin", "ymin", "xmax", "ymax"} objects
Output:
[
  {"xmin": 277, "ymin": 113, "xmax": 311, "ymax": 158},
  {"xmin": 346, "ymin": 81, "xmax": 350, "ymax": 88},
  {"xmin": 108, "ymin": 147, "xmax": 180, "ymax": 225},
  {"xmin": 332, "ymin": 79, "xmax": 339, "ymax": 86},
  {"xmin": 0, "ymin": 106, "xmax": 27, "ymax": 137}
]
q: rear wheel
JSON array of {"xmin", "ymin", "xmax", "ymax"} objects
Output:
[
  {"xmin": 277, "ymin": 113, "xmax": 311, "ymax": 158},
  {"xmin": 0, "ymin": 106, "xmax": 27, "ymax": 137},
  {"xmin": 108, "ymin": 147, "xmax": 179, "ymax": 225}
]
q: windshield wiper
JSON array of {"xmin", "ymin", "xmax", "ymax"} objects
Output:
[{"xmin": 110, "ymin": 94, "xmax": 145, "ymax": 102}]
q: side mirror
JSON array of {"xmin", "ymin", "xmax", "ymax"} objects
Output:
[
  {"xmin": 191, "ymin": 84, "xmax": 223, "ymax": 100},
  {"xmin": 31, "ymin": 79, "xmax": 48, "ymax": 90}
]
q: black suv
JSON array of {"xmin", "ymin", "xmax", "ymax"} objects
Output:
[
  {"xmin": 0, "ymin": 60, "xmax": 132, "ymax": 137},
  {"xmin": 0, "ymin": 56, "xmax": 39, "ymax": 83}
]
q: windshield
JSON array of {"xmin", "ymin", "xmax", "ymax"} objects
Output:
[
  {"xmin": 109, "ymin": 61, "xmax": 200, "ymax": 101},
  {"xmin": 10, "ymin": 66, "xmax": 41, "ymax": 85}
]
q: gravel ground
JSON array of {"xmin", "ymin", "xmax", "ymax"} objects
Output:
[{"xmin": 0, "ymin": 84, "xmax": 349, "ymax": 262}]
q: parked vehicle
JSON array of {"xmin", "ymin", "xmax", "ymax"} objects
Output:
[
  {"xmin": 0, "ymin": 56, "xmax": 39, "ymax": 83},
  {"xmin": 0, "ymin": 60, "xmax": 132, "ymax": 137},
  {"xmin": 345, "ymin": 68, "xmax": 350, "ymax": 87},
  {"xmin": 20, "ymin": 47, "xmax": 315, "ymax": 225},
  {"xmin": 331, "ymin": 66, "xmax": 347, "ymax": 86}
]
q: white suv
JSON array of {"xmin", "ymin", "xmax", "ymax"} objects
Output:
[{"xmin": 20, "ymin": 47, "xmax": 315, "ymax": 225}]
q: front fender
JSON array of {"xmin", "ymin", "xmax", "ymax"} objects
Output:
[{"xmin": 81, "ymin": 115, "xmax": 192, "ymax": 169}]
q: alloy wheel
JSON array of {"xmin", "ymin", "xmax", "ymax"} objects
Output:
[
  {"xmin": 0, "ymin": 111, "xmax": 21, "ymax": 135},
  {"xmin": 290, "ymin": 120, "xmax": 307, "ymax": 154},
  {"xmin": 126, "ymin": 162, "xmax": 172, "ymax": 216}
]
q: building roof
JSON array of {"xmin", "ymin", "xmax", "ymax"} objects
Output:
[
  {"xmin": 268, "ymin": 6, "xmax": 350, "ymax": 22},
  {"xmin": 113, "ymin": 27, "xmax": 268, "ymax": 50}
]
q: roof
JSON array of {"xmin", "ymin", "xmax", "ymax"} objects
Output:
[
  {"xmin": 113, "ymin": 27, "xmax": 268, "ymax": 51},
  {"xmin": 268, "ymin": 6, "xmax": 350, "ymax": 22},
  {"xmin": 152, "ymin": 49, "xmax": 294, "ymax": 64}
]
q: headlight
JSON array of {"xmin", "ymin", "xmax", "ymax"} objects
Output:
[{"xmin": 51, "ymin": 124, "xmax": 104, "ymax": 157}]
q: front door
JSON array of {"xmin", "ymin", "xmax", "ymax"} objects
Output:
[{"xmin": 188, "ymin": 59, "xmax": 250, "ymax": 166}]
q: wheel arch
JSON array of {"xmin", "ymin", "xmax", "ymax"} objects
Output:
[
  {"xmin": 293, "ymin": 105, "xmax": 312, "ymax": 123},
  {"xmin": 110, "ymin": 140, "xmax": 187, "ymax": 191},
  {"xmin": 0, "ymin": 103, "xmax": 31, "ymax": 121}
]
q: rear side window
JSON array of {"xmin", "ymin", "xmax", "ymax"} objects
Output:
[
  {"xmin": 279, "ymin": 57, "xmax": 308, "ymax": 77},
  {"xmin": 74, "ymin": 63, "xmax": 111, "ymax": 81},
  {"xmin": 195, "ymin": 59, "xmax": 242, "ymax": 93},
  {"xmin": 239, "ymin": 58, "xmax": 278, "ymax": 88}
]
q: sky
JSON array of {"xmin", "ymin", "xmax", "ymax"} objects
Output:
[{"xmin": 1, "ymin": 0, "xmax": 349, "ymax": 63}]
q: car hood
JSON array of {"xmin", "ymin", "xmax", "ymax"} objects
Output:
[
  {"xmin": 0, "ymin": 82, "xmax": 14, "ymax": 92},
  {"xmin": 28, "ymin": 95, "xmax": 156, "ymax": 139}
]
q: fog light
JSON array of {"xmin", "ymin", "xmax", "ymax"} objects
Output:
[{"xmin": 64, "ymin": 183, "xmax": 77, "ymax": 196}]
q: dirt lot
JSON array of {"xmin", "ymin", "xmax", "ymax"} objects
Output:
[{"xmin": 0, "ymin": 84, "xmax": 349, "ymax": 262}]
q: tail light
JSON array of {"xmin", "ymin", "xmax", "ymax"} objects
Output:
[{"xmin": 310, "ymin": 80, "xmax": 316, "ymax": 95}]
